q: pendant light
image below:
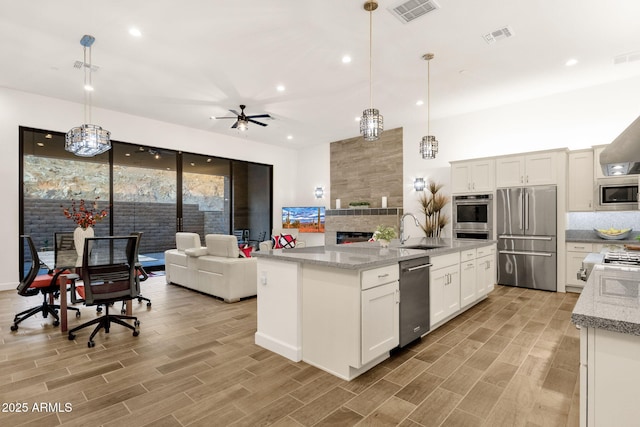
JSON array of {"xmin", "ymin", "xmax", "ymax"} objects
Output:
[
  {"xmin": 65, "ymin": 35, "xmax": 111, "ymax": 157},
  {"xmin": 360, "ymin": 1, "xmax": 383, "ymax": 141},
  {"xmin": 419, "ymin": 53, "xmax": 438, "ymax": 159}
]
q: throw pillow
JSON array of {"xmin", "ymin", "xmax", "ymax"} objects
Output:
[
  {"xmin": 271, "ymin": 235, "xmax": 283, "ymax": 249},
  {"xmin": 278, "ymin": 233, "xmax": 296, "ymax": 249}
]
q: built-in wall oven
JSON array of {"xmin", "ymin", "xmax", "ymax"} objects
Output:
[{"xmin": 452, "ymin": 194, "xmax": 493, "ymax": 240}]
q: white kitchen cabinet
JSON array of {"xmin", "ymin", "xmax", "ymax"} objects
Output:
[
  {"xmin": 302, "ymin": 263, "xmax": 399, "ymax": 380},
  {"xmin": 460, "ymin": 249, "xmax": 477, "ymax": 308},
  {"xmin": 593, "ymin": 145, "xmax": 608, "ymax": 180},
  {"xmin": 430, "ymin": 252, "xmax": 460, "ymax": 327},
  {"xmin": 361, "ymin": 281, "xmax": 399, "ymax": 365},
  {"xmin": 580, "ymin": 326, "xmax": 640, "ymax": 426},
  {"xmin": 568, "ymin": 150, "xmax": 595, "ymax": 211},
  {"xmin": 451, "ymin": 159, "xmax": 495, "ymax": 194},
  {"xmin": 496, "ymin": 151, "xmax": 560, "ymax": 187},
  {"xmin": 476, "ymin": 244, "xmax": 496, "ymax": 297},
  {"xmin": 565, "ymin": 242, "xmax": 593, "ymax": 290}
]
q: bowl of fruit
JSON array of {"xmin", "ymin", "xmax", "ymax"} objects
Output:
[{"xmin": 594, "ymin": 227, "xmax": 632, "ymax": 240}]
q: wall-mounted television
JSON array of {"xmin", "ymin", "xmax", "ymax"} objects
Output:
[{"xmin": 282, "ymin": 206, "xmax": 325, "ymax": 233}]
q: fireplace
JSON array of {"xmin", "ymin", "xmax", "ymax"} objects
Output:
[{"xmin": 336, "ymin": 231, "xmax": 373, "ymax": 244}]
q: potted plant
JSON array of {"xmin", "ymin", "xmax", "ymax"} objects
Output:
[
  {"xmin": 348, "ymin": 201, "xmax": 370, "ymax": 208},
  {"xmin": 373, "ymin": 225, "xmax": 397, "ymax": 247}
]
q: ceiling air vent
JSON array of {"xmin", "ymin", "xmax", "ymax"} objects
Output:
[
  {"xmin": 482, "ymin": 26, "xmax": 514, "ymax": 44},
  {"xmin": 388, "ymin": 0, "xmax": 440, "ymax": 24},
  {"xmin": 73, "ymin": 60, "xmax": 99, "ymax": 71},
  {"xmin": 614, "ymin": 51, "xmax": 640, "ymax": 65}
]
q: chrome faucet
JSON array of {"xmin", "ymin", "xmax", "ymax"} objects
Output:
[{"xmin": 400, "ymin": 213, "xmax": 421, "ymax": 244}]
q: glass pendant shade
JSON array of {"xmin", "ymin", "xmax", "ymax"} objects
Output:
[
  {"xmin": 360, "ymin": 108, "xmax": 384, "ymax": 141},
  {"xmin": 65, "ymin": 124, "xmax": 111, "ymax": 157},
  {"xmin": 237, "ymin": 119, "xmax": 249, "ymax": 131},
  {"xmin": 65, "ymin": 34, "xmax": 111, "ymax": 157},
  {"xmin": 420, "ymin": 135, "xmax": 438, "ymax": 159}
]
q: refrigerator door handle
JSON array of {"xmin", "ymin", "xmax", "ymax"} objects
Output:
[
  {"xmin": 499, "ymin": 250, "xmax": 553, "ymax": 257},
  {"xmin": 498, "ymin": 235, "xmax": 553, "ymax": 241},
  {"xmin": 519, "ymin": 190, "xmax": 524, "ymax": 230},
  {"xmin": 525, "ymin": 190, "xmax": 530, "ymax": 230}
]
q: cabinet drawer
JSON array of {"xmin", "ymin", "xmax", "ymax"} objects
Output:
[
  {"xmin": 460, "ymin": 249, "xmax": 476, "ymax": 261},
  {"xmin": 431, "ymin": 252, "xmax": 460, "ymax": 270},
  {"xmin": 476, "ymin": 245, "xmax": 496, "ymax": 257},
  {"xmin": 567, "ymin": 242, "xmax": 593, "ymax": 252},
  {"xmin": 361, "ymin": 264, "xmax": 399, "ymax": 290}
]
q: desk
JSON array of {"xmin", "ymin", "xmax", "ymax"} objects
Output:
[{"xmin": 37, "ymin": 251, "xmax": 133, "ymax": 333}]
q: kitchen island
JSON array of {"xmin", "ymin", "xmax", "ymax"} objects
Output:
[
  {"xmin": 253, "ymin": 237, "xmax": 496, "ymax": 380},
  {"xmin": 571, "ymin": 263, "xmax": 640, "ymax": 426}
]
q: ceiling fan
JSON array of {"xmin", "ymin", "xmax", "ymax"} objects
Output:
[{"xmin": 214, "ymin": 105, "xmax": 271, "ymax": 131}]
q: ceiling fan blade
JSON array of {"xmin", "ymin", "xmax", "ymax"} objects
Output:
[
  {"xmin": 229, "ymin": 109, "xmax": 240, "ymax": 116},
  {"xmin": 248, "ymin": 119, "xmax": 268, "ymax": 127},
  {"xmin": 214, "ymin": 116, "xmax": 237, "ymax": 119},
  {"xmin": 231, "ymin": 120, "xmax": 239, "ymax": 129},
  {"xmin": 246, "ymin": 114, "xmax": 271, "ymax": 119}
]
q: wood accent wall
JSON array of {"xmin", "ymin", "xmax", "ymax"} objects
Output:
[{"xmin": 330, "ymin": 127, "xmax": 403, "ymax": 208}]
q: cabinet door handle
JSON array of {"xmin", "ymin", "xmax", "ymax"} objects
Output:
[
  {"xmin": 472, "ymin": 182, "xmax": 475, "ymax": 190},
  {"xmin": 520, "ymin": 176, "xmax": 524, "ymax": 183},
  {"xmin": 526, "ymin": 175, "xmax": 529, "ymax": 183},
  {"xmin": 377, "ymin": 273, "xmax": 389, "ymax": 279}
]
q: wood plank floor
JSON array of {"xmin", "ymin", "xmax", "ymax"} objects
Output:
[{"xmin": 0, "ymin": 277, "xmax": 580, "ymax": 427}]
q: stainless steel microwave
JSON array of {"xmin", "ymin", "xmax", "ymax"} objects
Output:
[{"xmin": 596, "ymin": 177, "xmax": 640, "ymax": 211}]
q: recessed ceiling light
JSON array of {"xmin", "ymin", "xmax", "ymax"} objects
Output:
[
  {"xmin": 355, "ymin": 116, "xmax": 361, "ymax": 121},
  {"xmin": 129, "ymin": 28, "xmax": 142, "ymax": 37},
  {"xmin": 287, "ymin": 135, "xmax": 293, "ymax": 140},
  {"xmin": 36, "ymin": 142, "xmax": 44, "ymax": 147},
  {"xmin": 45, "ymin": 134, "xmax": 52, "ymax": 139},
  {"xmin": 206, "ymin": 158, "xmax": 212, "ymax": 163},
  {"xmin": 416, "ymin": 100, "xmax": 424, "ymax": 106},
  {"xmin": 342, "ymin": 55, "xmax": 352, "ymax": 64},
  {"xmin": 84, "ymin": 84, "xmax": 94, "ymax": 92},
  {"xmin": 190, "ymin": 162, "xmax": 195, "ymax": 166},
  {"xmin": 125, "ymin": 153, "xmax": 131, "ymax": 157},
  {"xmin": 565, "ymin": 58, "xmax": 578, "ymax": 67},
  {"xmin": 276, "ymin": 85, "xmax": 285, "ymax": 92}
]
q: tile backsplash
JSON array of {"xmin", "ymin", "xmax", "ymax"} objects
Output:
[{"xmin": 567, "ymin": 211, "xmax": 640, "ymax": 230}]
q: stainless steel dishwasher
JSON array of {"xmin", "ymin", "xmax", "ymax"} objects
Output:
[{"xmin": 398, "ymin": 257, "xmax": 431, "ymax": 347}]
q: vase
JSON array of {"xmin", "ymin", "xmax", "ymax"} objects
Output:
[
  {"xmin": 74, "ymin": 226, "xmax": 94, "ymax": 256},
  {"xmin": 378, "ymin": 239, "xmax": 389, "ymax": 248}
]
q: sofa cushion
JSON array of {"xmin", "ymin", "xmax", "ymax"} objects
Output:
[
  {"xmin": 176, "ymin": 232, "xmax": 201, "ymax": 251},
  {"xmin": 205, "ymin": 234, "xmax": 240, "ymax": 258}
]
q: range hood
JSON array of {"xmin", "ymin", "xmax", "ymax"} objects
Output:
[{"xmin": 600, "ymin": 115, "xmax": 640, "ymax": 175}]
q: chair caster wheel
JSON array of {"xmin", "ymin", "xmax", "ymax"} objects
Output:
[
  {"xmin": 134, "ymin": 320, "xmax": 140, "ymax": 327},
  {"xmin": 138, "ymin": 297, "xmax": 143, "ymax": 303},
  {"xmin": 121, "ymin": 309, "xmax": 126, "ymax": 315},
  {"xmin": 76, "ymin": 311, "xmax": 81, "ymax": 318},
  {"xmin": 53, "ymin": 320, "xmax": 60, "ymax": 327},
  {"xmin": 87, "ymin": 341, "xmax": 95, "ymax": 348},
  {"xmin": 133, "ymin": 330, "xmax": 139, "ymax": 337},
  {"xmin": 10, "ymin": 324, "xmax": 18, "ymax": 331},
  {"xmin": 68, "ymin": 333, "xmax": 75, "ymax": 340},
  {"xmin": 146, "ymin": 302, "xmax": 152, "ymax": 308},
  {"xmin": 96, "ymin": 308, "xmax": 102, "ymax": 314}
]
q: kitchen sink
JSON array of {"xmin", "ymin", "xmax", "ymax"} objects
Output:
[{"xmin": 402, "ymin": 245, "xmax": 440, "ymax": 250}]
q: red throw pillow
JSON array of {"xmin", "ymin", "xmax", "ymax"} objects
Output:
[
  {"xmin": 271, "ymin": 235, "xmax": 282, "ymax": 249},
  {"xmin": 278, "ymin": 233, "xmax": 296, "ymax": 249}
]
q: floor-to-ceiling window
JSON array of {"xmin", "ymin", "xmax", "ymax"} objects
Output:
[{"xmin": 19, "ymin": 126, "xmax": 273, "ymax": 272}]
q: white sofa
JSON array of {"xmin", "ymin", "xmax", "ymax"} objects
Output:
[
  {"xmin": 165, "ymin": 233, "xmax": 257, "ymax": 303},
  {"xmin": 165, "ymin": 232, "xmax": 202, "ymax": 287},
  {"xmin": 258, "ymin": 228, "xmax": 307, "ymax": 251}
]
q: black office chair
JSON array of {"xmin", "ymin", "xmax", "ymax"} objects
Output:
[
  {"xmin": 68, "ymin": 235, "xmax": 140, "ymax": 347},
  {"xmin": 120, "ymin": 232, "xmax": 151, "ymax": 314},
  {"xmin": 11, "ymin": 235, "xmax": 80, "ymax": 331}
]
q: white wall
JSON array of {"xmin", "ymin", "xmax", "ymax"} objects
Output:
[{"xmin": 0, "ymin": 87, "xmax": 298, "ymax": 290}]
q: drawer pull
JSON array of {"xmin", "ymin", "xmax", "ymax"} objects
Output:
[{"xmin": 377, "ymin": 273, "xmax": 390, "ymax": 279}]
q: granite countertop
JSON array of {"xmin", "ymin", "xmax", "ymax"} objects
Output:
[
  {"xmin": 566, "ymin": 229, "xmax": 640, "ymax": 244},
  {"xmin": 252, "ymin": 237, "xmax": 496, "ymax": 270},
  {"xmin": 571, "ymin": 263, "xmax": 640, "ymax": 336}
]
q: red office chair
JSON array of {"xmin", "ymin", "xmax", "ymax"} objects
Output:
[{"xmin": 11, "ymin": 235, "xmax": 80, "ymax": 331}]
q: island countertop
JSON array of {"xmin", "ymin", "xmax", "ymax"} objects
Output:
[
  {"xmin": 571, "ymin": 263, "xmax": 640, "ymax": 336},
  {"xmin": 252, "ymin": 237, "xmax": 496, "ymax": 270}
]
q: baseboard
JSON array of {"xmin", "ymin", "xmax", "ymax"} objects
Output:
[
  {"xmin": 254, "ymin": 332, "xmax": 302, "ymax": 362},
  {"xmin": 0, "ymin": 282, "xmax": 17, "ymax": 292}
]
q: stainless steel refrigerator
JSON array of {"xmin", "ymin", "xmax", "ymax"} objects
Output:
[{"xmin": 497, "ymin": 185, "xmax": 557, "ymax": 291}]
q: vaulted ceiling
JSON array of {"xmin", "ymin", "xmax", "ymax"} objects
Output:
[{"xmin": 2, "ymin": 0, "xmax": 640, "ymax": 149}]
